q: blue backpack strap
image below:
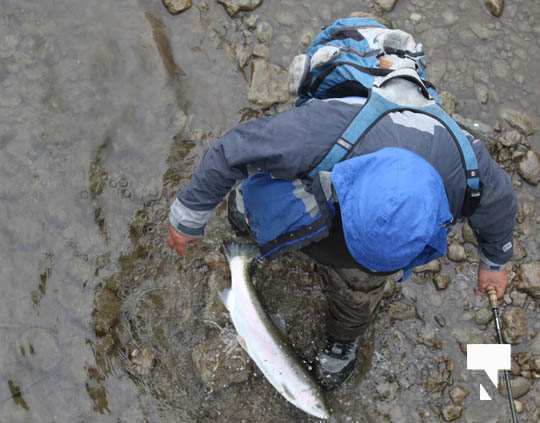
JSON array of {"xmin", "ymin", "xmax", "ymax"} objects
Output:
[
  {"xmin": 308, "ymin": 91, "xmax": 391, "ymax": 178},
  {"xmin": 309, "ymin": 91, "xmax": 482, "ymax": 216},
  {"xmin": 414, "ymin": 103, "xmax": 481, "ymax": 217}
]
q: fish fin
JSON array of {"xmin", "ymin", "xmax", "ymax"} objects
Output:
[
  {"xmin": 222, "ymin": 241, "xmax": 259, "ymax": 264},
  {"xmin": 270, "ymin": 313, "xmax": 288, "ymax": 336},
  {"xmin": 219, "ymin": 288, "xmax": 232, "ymax": 310}
]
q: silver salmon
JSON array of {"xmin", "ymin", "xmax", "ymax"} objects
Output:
[{"xmin": 221, "ymin": 241, "xmax": 330, "ymax": 420}]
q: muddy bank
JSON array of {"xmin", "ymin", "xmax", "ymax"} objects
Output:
[{"xmin": 0, "ymin": 0, "xmax": 538, "ymax": 422}]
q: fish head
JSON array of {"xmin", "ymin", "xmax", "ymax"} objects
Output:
[{"xmin": 287, "ymin": 385, "xmax": 330, "ymax": 420}]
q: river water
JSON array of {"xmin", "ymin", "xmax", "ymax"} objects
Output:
[{"xmin": 1, "ymin": 0, "xmax": 539, "ymax": 422}]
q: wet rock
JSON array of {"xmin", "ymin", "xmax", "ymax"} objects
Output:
[
  {"xmin": 277, "ymin": 34, "xmax": 292, "ymax": 52},
  {"xmin": 501, "ymin": 109, "xmax": 537, "ymax": 136},
  {"xmin": 498, "ymin": 376, "xmax": 531, "ymax": 399},
  {"xmin": 236, "ymin": 45, "xmax": 252, "ymax": 69},
  {"xmin": 499, "ymin": 129, "xmax": 524, "ymax": 147},
  {"xmin": 517, "ymin": 151, "xmax": 540, "ymax": 186},
  {"xmin": 530, "ymin": 356, "xmax": 540, "ymax": 377},
  {"xmin": 502, "ymin": 307, "xmax": 528, "ymax": 344},
  {"xmin": 474, "ymin": 306, "xmax": 493, "ymax": 326},
  {"xmin": 275, "ymin": 11, "xmax": 296, "ymax": 27},
  {"xmin": 300, "ymin": 31, "xmax": 314, "ymax": 48},
  {"xmin": 163, "ymin": 0, "xmax": 192, "ymax": 14},
  {"xmin": 425, "ymin": 357, "xmax": 454, "ymax": 394},
  {"xmin": 203, "ymin": 272, "xmax": 229, "ymax": 326},
  {"xmin": 248, "ymin": 59, "xmax": 289, "ymax": 108},
  {"xmin": 383, "ymin": 277, "xmax": 397, "ymax": 298},
  {"xmin": 204, "ymin": 252, "xmax": 229, "ymax": 273},
  {"xmin": 493, "ymin": 59, "xmax": 509, "ymax": 79},
  {"xmin": 128, "ymin": 348, "xmax": 155, "ymax": 376},
  {"xmin": 530, "ymin": 332, "xmax": 540, "ymax": 355},
  {"xmin": 475, "ymin": 83, "xmax": 489, "ymax": 104},
  {"xmin": 388, "ymin": 301, "xmax": 417, "ymax": 320},
  {"xmin": 414, "ymin": 259, "xmax": 441, "ymax": 274},
  {"xmin": 441, "ymin": 404, "xmax": 463, "ymax": 421},
  {"xmin": 375, "ymin": 0, "xmax": 399, "ymax": 12},
  {"xmin": 448, "ymin": 244, "xmax": 466, "ymax": 262},
  {"xmin": 441, "ymin": 10, "xmax": 458, "ymax": 26},
  {"xmin": 410, "ymin": 13, "xmax": 422, "ymax": 23},
  {"xmin": 375, "ymin": 381, "xmax": 398, "ymax": 400},
  {"xmin": 517, "ymin": 262, "xmax": 540, "ymax": 299},
  {"xmin": 449, "ymin": 385, "xmax": 470, "ymax": 404},
  {"xmin": 510, "ymin": 290, "xmax": 527, "ymax": 307},
  {"xmin": 252, "ymin": 43, "xmax": 269, "ymax": 58},
  {"xmin": 454, "ymin": 329, "xmax": 485, "ymax": 354},
  {"xmin": 462, "ymin": 222, "xmax": 478, "ymax": 246},
  {"xmin": 217, "ymin": 0, "xmax": 263, "ymax": 17},
  {"xmin": 244, "ymin": 13, "xmax": 258, "ymax": 29},
  {"xmin": 511, "ymin": 358, "xmax": 521, "ymax": 376},
  {"xmin": 484, "ymin": 0, "xmax": 504, "ymax": 17},
  {"xmin": 440, "ymin": 91, "xmax": 457, "ymax": 115},
  {"xmin": 256, "ymin": 21, "xmax": 273, "ymax": 44},
  {"xmin": 192, "ymin": 332, "xmax": 252, "ymax": 389},
  {"xmin": 433, "ymin": 274, "xmax": 451, "ymax": 291},
  {"xmin": 417, "ymin": 325, "xmax": 442, "ymax": 350}
]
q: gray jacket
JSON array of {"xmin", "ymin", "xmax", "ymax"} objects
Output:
[{"xmin": 170, "ymin": 97, "xmax": 516, "ymax": 266}]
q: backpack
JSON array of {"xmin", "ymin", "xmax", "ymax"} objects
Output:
[
  {"xmin": 288, "ymin": 17, "xmax": 482, "ymax": 218},
  {"xmin": 288, "ymin": 17, "xmax": 439, "ymax": 105}
]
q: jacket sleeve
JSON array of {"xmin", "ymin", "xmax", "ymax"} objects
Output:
[
  {"xmin": 467, "ymin": 138, "xmax": 517, "ymax": 266},
  {"xmin": 169, "ymin": 100, "xmax": 358, "ymax": 236}
]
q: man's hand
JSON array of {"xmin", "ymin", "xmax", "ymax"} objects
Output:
[
  {"xmin": 167, "ymin": 224, "xmax": 199, "ymax": 257},
  {"xmin": 476, "ymin": 265, "xmax": 508, "ymax": 300}
]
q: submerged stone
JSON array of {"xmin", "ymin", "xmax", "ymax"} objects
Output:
[
  {"xmin": 248, "ymin": 59, "xmax": 289, "ymax": 108},
  {"xmin": 517, "ymin": 262, "xmax": 540, "ymax": 299},
  {"xmin": 474, "ymin": 307, "xmax": 493, "ymax": 326},
  {"xmin": 462, "ymin": 222, "xmax": 478, "ymax": 246},
  {"xmin": 498, "ymin": 376, "xmax": 531, "ymax": 399},
  {"xmin": 433, "ymin": 274, "xmax": 450, "ymax": 291},
  {"xmin": 388, "ymin": 302, "xmax": 417, "ymax": 320},
  {"xmin": 484, "ymin": 0, "xmax": 504, "ymax": 17},
  {"xmin": 163, "ymin": 0, "xmax": 192, "ymax": 14},
  {"xmin": 449, "ymin": 385, "xmax": 470, "ymax": 404},
  {"xmin": 218, "ymin": 0, "xmax": 263, "ymax": 17},
  {"xmin": 502, "ymin": 307, "xmax": 528, "ymax": 344},
  {"xmin": 442, "ymin": 404, "xmax": 463, "ymax": 421},
  {"xmin": 375, "ymin": 0, "xmax": 399, "ymax": 13},
  {"xmin": 448, "ymin": 244, "xmax": 466, "ymax": 262},
  {"xmin": 500, "ymin": 109, "xmax": 536, "ymax": 136},
  {"xmin": 192, "ymin": 332, "xmax": 252, "ymax": 389},
  {"xmin": 414, "ymin": 259, "xmax": 441, "ymax": 274},
  {"xmin": 518, "ymin": 151, "xmax": 540, "ymax": 186}
]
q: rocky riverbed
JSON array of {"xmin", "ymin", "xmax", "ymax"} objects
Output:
[{"xmin": 0, "ymin": 0, "xmax": 539, "ymax": 422}]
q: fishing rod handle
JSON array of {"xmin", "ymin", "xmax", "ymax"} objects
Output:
[{"xmin": 486, "ymin": 286, "xmax": 498, "ymax": 308}]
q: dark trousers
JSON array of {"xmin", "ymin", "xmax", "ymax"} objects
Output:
[
  {"xmin": 301, "ymin": 213, "xmax": 390, "ymax": 341},
  {"xmin": 228, "ymin": 190, "xmax": 389, "ymax": 342}
]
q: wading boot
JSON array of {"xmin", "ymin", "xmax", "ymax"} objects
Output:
[{"xmin": 315, "ymin": 335, "xmax": 358, "ymax": 391}]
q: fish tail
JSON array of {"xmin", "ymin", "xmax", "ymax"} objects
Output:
[{"xmin": 222, "ymin": 241, "xmax": 259, "ymax": 264}]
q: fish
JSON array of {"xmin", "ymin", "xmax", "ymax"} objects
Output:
[{"xmin": 221, "ymin": 241, "xmax": 330, "ymax": 420}]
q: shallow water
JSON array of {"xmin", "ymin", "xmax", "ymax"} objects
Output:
[{"xmin": 1, "ymin": 0, "xmax": 539, "ymax": 421}]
